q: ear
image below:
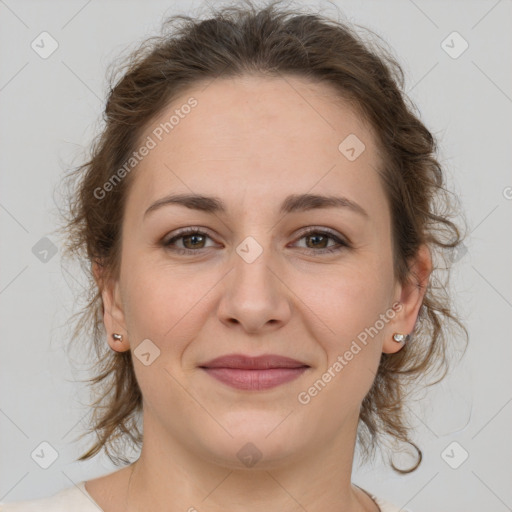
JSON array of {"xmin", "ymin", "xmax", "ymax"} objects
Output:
[
  {"xmin": 93, "ymin": 261, "xmax": 130, "ymax": 353},
  {"xmin": 382, "ymin": 244, "xmax": 432, "ymax": 354}
]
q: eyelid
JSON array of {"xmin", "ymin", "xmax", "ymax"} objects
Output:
[
  {"xmin": 292, "ymin": 226, "xmax": 350, "ymax": 244},
  {"xmin": 162, "ymin": 225, "xmax": 351, "ymax": 254},
  {"xmin": 164, "ymin": 225, "xmax": 348, "ymax": 242},
  {"xmin": 162, "ymin": 226, "xmax": 219, "ymax": 247}
]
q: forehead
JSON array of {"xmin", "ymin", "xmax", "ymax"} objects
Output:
[{"xmin": 129, "ymin": 74, "xmax": 385, "ymax": 218}]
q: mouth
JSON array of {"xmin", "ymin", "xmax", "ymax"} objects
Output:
[{"xmin": 198, "ymin": 353, "xmax": 310, "ymax": 391}]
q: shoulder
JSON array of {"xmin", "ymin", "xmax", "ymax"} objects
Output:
[
  {"xmin": 357, "ymin": 485, "xmax": 411, "ymax": 512},
  {"xmin": 0, "ymin": 481, "xmax": 102, "ymax": 512},
  {"xmin": 373, "ymin": 494, "xmax": 413, "ymax": 512}
]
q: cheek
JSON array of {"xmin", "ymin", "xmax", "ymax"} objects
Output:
[
  {"xmin": 120, "ymin": 255, "xmax": 218, "ymax": 346},
  {"xmin": 296, "ymin": 269, "xmax": 394, "ymax": 420},
  {"xmin": 119, "ymin": 261, "xmax": 212, "ymax": 398},
  {"xmin": 308, "ymin": 258, "xmax": 395, "ymax": 365}
]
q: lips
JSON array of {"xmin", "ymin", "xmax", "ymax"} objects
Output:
[
  {"xmin": 199, "ymin": 354, "xmax": 310, "ymax": 391},
  {"xmin": 199, "ymin": 354, "xmax": 309, "ymax": 370}
]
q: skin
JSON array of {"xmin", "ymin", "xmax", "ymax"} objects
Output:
[{"xmin": 87, "ymin": 75, "xmax": 431, "ymax": 512}]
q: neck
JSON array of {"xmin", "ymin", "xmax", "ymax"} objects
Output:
[{"xmin": 123, "ymin": 409, "xmax": 377, "ymax": 512}]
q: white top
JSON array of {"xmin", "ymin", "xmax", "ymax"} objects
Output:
[{"xmin": 0, "ymin": 481, "xmax": 407, "ymax": 512}]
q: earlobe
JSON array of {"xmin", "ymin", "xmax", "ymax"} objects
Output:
[
  {"xmin": 110, "ymin": 332, "xmax": 129, "ymax": 352},
  {"xmin": 383, "ymin": 329, "xmax": 411, "ymax": 355},
  {"xmin": 382, "ymin": 244, "xmax": 432, "ymax": 355}
]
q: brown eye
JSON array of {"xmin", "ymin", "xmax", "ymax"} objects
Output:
[
  {"xmin": 163, "ymin": 228, "xmax": 216, "ymax": 254},
  {"xmin": 181, "ymin": 233, "xmax": 207, "ymax": 249},
  {"xmin": 293, "ymin": 228, "xmax": 350, "ymax": 255},
  {"xmin": 305, "ymin": 233, "xmax": 330, "ymax": 249},
  {"xmin": 162, "ymin": 227, "xmax": 350, "ymax": 256}
]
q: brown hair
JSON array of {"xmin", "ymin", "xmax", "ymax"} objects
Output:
[{"xmin": 60, "ymin": 0, "xmax": 468, "ymax": 472}]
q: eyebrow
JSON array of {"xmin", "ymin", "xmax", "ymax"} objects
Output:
[{"xmin": 144, "ymin": 192, "xmax": 369, "ymax": 219}]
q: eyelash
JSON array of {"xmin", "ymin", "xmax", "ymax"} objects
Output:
[{"xmin": 162, "ymin": 226, "xmax": 350, "ymax": 256}]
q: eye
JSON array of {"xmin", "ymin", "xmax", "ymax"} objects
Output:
[
  {"xmin": 162, "ymin": 227, "xmax": 217, "ymax": 255},
  {"xmin": 162, "ymin": 226, "xmax": 350, "ymax": 256},
  {"xmin": 291, "ymin": 227, "xmax": 350, "ymax": 254}
]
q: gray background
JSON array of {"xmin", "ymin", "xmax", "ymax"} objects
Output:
[{"xmin": 1, "ymin": 0, "xmax": 511, "ymax": 510}]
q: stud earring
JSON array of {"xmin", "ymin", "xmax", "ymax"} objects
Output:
[
  {"xmin": 392, "ymin": 333, "xmax": 410, "ymax": 344},
  {"xmin": 112, "ymin": 333, "xmax": 123, "ymax": 342}
]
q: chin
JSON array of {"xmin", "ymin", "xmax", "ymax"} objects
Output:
[{"xmin": 193, "ymin": 412, "xmax": 307, "ymax": 470}]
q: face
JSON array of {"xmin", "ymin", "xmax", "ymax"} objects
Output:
[{"xmin": 101, "ymin": 75, "xmax": 427, "ymax": 469}]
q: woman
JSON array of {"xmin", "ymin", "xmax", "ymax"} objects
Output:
[{"xmin": 1, "ymin": 1, "xmax": 467, "ymax": 511}]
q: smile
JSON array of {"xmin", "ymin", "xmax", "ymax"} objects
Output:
[{"xmin": 199, "ymin": 353, "xmax": 310, "ymax": 390}]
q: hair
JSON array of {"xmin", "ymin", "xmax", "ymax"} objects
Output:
[{"xmin": 60, "ymin": 0, "xmax": 468, "ymax": 473}]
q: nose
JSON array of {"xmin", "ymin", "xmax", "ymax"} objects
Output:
[{"xmin": 216, "ymin": 238, "xmax": 292, "ymax": 334}]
